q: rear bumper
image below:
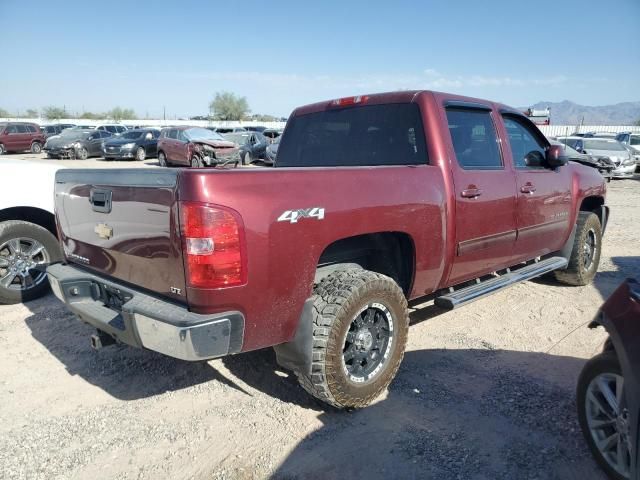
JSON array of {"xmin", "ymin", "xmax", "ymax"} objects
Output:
[{"xmin": 46, "ymin": 263, "xmax": 244, "ymax": 361}]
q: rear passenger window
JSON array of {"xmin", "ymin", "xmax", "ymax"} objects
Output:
[
  {"xmin": 26, "ymin": 125, "xmax": 37, "ymax": 133},
  {"xmin": 446, "ymin": 109, "xmax": 502, "ymax": 169},
  {"xmin": 168, "ymin": 129, "xmax": 178, "ymax": 140},
  {"xmin": 502, "ymin": 116, "xmax": 546, "ymax": 168},
  {"xmin": 16, "ymin": 125, "xmax": 28, "ymax": 133}
]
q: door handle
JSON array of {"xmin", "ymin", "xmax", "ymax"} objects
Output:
[
  {"xmin": 461, "ymin": 188, "xmax": 482, "ymax": 198},
  {"xmin": 520, "ymin": 183, "xmax": 536, "ymax": 194}
]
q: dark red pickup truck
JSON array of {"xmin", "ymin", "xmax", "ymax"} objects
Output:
[{"xmin": 47, "ymin": 90, "xmax": 608, "ymax": 408}]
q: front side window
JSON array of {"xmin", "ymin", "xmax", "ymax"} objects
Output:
[
  {"xmin": 167, "ymin": 129, "xmax": 178, "ymax": 140},
  {"xmin": 446, "ymin": 108, "xmax": 502, "ymax": 169},
  {"xmin": 502, "ymin": 116, "xmax": 546, "ymax": 168},
  {"xmin": 16, "ymin": 124, "xmax": 28, "ymax": 133}
]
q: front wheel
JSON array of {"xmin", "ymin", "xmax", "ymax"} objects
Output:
[
  {"xmin": 577, "ymin": 352, "xmax": 631, "ymax": 480},
  {"xmin": 135, "ymin": 147, "xmax": 146, "ymax": 161},
  {"xmin": 76, "ymin": 147, "xmax": 89, "ymax": 160},
  {"xmin": 555, "ymin": 211, "xmax": 602, "ymax": 286},
  {"xmin": 296, "ymin": 268, "xmax": 409, "ymax": 409},
  {"xmin": 190, "ymin": 155, "xmax": 203, "ymax": 168},
  {"xmin": 0, "ymin": 220, "xmax": 62, "ymax": 304}
]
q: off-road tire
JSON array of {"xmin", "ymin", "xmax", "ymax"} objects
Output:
[
  {"xmin": 577, "ymin": 352, "xmax": 628, "ymax": 480},
  {"xmin": 30, "ymin": 141, "xmax": 42, "ymax": 154},
  {"xmin": 0, "ymin": 220, "xmax": 62, "ymax": 305},
  {"xmin": 555, "ymin": 212, "xmax": 602, "ymax": 286},
  {"xmin": 296, "ymin": 268, "xmax": 409, "ymax": 409},
  {"xmin": 158, "ymin": 151, "xmax": 168, "ymax": 167}
]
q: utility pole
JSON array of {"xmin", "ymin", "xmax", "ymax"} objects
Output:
[{"xmin": 163, "ymin": 106, "xmax": 166, "ymax": 121}]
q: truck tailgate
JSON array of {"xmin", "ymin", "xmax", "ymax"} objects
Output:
[{"xmin": 54, "ymin": 169, "xmax": 186, "ymax": 302}]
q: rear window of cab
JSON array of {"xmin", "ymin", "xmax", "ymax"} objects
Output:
[{"xmin": 276, "ymin": 103, "xmax": 428, "ymax": 167}]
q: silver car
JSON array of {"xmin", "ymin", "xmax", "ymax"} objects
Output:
[
  {"xmin": 557, "ymin": 136, "xmax": 636, "ymax": 178},
  {"xmin": 616, "ymin": 132, "xmax": 640, "ymax": 165}
]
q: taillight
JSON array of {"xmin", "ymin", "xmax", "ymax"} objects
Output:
[
  {"xmin": 329, "ymin": 95, "xmax": 369, "ymax": 107},
  {"xmin": 179, "ymin": 201, "xmax": 246, "ymax": 289}
]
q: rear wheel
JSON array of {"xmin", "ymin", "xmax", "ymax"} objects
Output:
[
  {"xmin": 158, "ymin": 151, "xmax": 167, "ymax": 167},
  {"xmin": 577, "ymin": 352, "xmax": 631, "ymax": 480},
  {"xmin": 30, "ymin": 142, "xmax": 42, "ymax": 154},
  {"xmin": 555, "ymin": 212, "xmax": 602, "ymax": 286},
  {"xmin": 296, "ymin": 268, "xmax": 409, "ymax": 409},
  {"xmin": 135, "ymin": 147, "xmax": 146, "ymax": 161},
  {"xmin": 0, "ymin": 221, "xmax": 62, "ymax": 304},
  {"xmin": 0, "ymin": 144, "xmax": 4, "ymax": 155}
]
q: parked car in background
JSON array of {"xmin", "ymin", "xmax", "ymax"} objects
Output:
[
  {"xmin": 41, "ymin": 123, "xmax": 76, "ymax": 138},
  {"xmin": 228, "ymin": 131, "xmax": 268, "ymax": 164},
  {"xmin": 244, "ymin": 126, "xmax": 267, "ymax": 132},
  {"xmin": 157, "ymin": 126, "xmax": 240, "ymax": 167},
  {"xmin": 102, "ymin": 128, "xmax": 159, "ymax": 161},
  {"xmin": 72, "ymin": 124, "xmax": 96, "ymax": 130},
  {"xmin": 44, "ymin": 129, "xmax": 112, "ymax": 159},
  {"xmin": 0, "ymin": 122, "xmax": 46, "ymax": 154},
  {"xmin": 262, "ymin": 128, "xmax": 282, "ymax": 141},
  {"xmin": 212, "ymin": 126, "xmax": 247, "ymax": 134},
  {"xmin": 550, "ymin": 140, "xmax": 614, "ymax": 180},
  {"xmin": 264, "ymin": 134, "xmax": 280, "ymax": 165},
  {"xmin": 578, "ymin": 278, "xmax": 640, "ymax": 480},
  {"xmin": 557, "ymin": 136, "xmax": 636, "ymax": 178},
  {"xmin": 96, "ymin": 124, "xmax": 128, "ymax": 135},
  {"xmin": 617, "ymin": 133, "xmax": 640, "ymax": 167},
  {"xmin": 0, "ymin": 160, "xmax": 63, "ymax": 304}
]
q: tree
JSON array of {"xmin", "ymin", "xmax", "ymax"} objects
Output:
[
  {"xmin": 42, "ymin": 106, "xmax": 67, "ymax": 120},
  {"xmin": 209, "ymin": 92, "xmax": 250, "ymax": 121},
  {"xmin": 80, "ymin": 111, "xmax": 106, "ymax": 120},
  {"xmin": 25, "ymin": 108, "xmax": 38, "ymax": 118},
  {"xmin": 0, "ymin": 107, "xmax": 11, "ymax": 118},
  {"xmin": 107, "ymin": 107, "xmax": 137, "ymax": 121}
]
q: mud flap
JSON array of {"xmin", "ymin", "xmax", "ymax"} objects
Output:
[{"xmin": 273, "ymin": 298, "xmax": 314, "ymax": 376}]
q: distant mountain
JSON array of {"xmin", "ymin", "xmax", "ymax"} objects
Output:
[{"xmin": 520, "ymin": 100, "xmax": 640, "ymax": 125}]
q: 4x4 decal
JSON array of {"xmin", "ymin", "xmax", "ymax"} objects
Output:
[{"xmin": 277, "ymin": 207, "xmax": 325, "ymax": 224}]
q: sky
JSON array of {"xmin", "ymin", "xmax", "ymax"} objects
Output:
[{"xmin": 1, "ymin": 0, "xmax": 639, "ymax": 119}]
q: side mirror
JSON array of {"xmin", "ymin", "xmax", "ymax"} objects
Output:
[
  {"xmin": 546, "ymin": 144, "xmax": 568, "ymax": 168},
  {"xmin": 524, "ymin": 150, "xmax": 545, "ymax": 167}
]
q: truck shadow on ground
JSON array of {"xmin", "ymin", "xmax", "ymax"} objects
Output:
[
  {"xmin": 23, "ymin": 296, "xmax": 250, "ymax": 400},
  {"xmin": 258, "ymin": 347, "xmax": 605, "ymax": 480}
]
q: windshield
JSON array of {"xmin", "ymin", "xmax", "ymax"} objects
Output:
[
  {"xmin": 59, "ymin": 130, "xmax": 89, "ymax": 140},
  {"xmin": 584, "ymin": 140, "xmax": 625, "ymax": 151},
  {"xmin": 185, "ymin": 127, "xmax": 225, "ymax": 141},
  {"xmin": 121, "ymin": 131, "xmax": 144, "ymax": 139},
  {"xmin": 223, "ymin": 133, "xmax": 250, "ymax": 145}
]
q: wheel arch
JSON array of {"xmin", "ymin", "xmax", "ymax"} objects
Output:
[{"xmin": 0, "ymin": 207, "xmax": 57, "ymax": 237}]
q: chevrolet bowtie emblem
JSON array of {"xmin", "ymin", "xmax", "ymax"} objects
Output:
[{"xmin": 94, "ymin": 223, "xmax": 113, "ymax": 240}]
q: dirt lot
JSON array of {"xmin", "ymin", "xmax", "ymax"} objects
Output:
[{"xmin": 1, "ymin": 153, "xmax": 638, "ymax": 479}]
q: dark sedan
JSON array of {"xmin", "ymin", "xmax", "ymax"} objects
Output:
[
  {"xmin": 43, "ymin": 129, "xmax": 112, "ymax": 159},
  {"xmin": 102, "ymin": 129, "xmax": 160, "ymax": 161},
  {"xmin": 41, "ymin": 123, "xmax": 76, "ymax": 138},
  {"xmin": 578, "ymin": 278, "xmax": 640, "ymax": 480},
  {"xmin": 224, "ymin": 131, "xmax": 268, "ymax": 164},
  {"xmin": 265, "ymin": 135, "xmax": 280, "ymax": 165}
]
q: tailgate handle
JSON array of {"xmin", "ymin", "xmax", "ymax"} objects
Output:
[{"xmin": 89, "ymin": 189, "xmax": 112, "ymax": 213}]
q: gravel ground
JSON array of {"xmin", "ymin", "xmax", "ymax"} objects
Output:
[{"xmin": 0, "ymin": 153, "xmax": 638, "ymax": 479}]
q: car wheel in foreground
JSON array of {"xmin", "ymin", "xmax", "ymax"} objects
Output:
[
  {"xmin": 30, "ymin": 142, "xmax": 42, "ymax": 154},
  {"xmin": 190, "ymin": 155, "xmax": 203, "ymax": 168},
  {"xmin": 135, "ymin": 147, "xmax": 146, "ymax": 161},
  {"xmin": 158, "ymin": 151, "xmax": 167, "ymax": 167},
  {"xmin": 296, "ymin": 268, "xmax": 409, "ymax": 409},
  {"xmin": 555, "ymin": 211, "xmax": 602, "ymax": 286},
  {"xmin": 577, "ymin": 352, "xmax": 631, "ymax": 480},
  {"xmin": 0, "ymin": 221, "xmax": 62, "ymax": 304}
]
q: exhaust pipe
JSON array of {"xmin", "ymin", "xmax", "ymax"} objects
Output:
[{"xmin": 90, "ymin": 330, "xmax": 116, "ymax": 350}]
